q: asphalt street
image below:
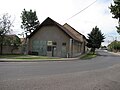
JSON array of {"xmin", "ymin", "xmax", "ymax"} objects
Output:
[{"xmin": 0, "ymin": 50, "xmax": 120, "ymax": 90}]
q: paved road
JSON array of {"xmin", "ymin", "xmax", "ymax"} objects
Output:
[{"xmin": 0, "ymin": 50, "xmax": 120, "ymax": 90}]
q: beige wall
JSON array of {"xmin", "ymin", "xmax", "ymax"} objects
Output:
[
  {"xmin": 28, "ymin": 26, "xmax": 70, "ymax": 57},
  {"xmin": 72, "ymin": 40, "xmax": 83, "ymax": 57},
  {"xmin": 0, "ymin": 46, "xmax": 21, "ymax": 54}
]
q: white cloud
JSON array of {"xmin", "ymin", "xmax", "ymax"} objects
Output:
[{"xmin": 65, "ymin": 0, "xmax": 118, "ymax": 34}]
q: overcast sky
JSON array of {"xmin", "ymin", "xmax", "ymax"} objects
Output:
[{"xmin": 0, "ymin": 0, "xmax": 119, "ymax": 46}]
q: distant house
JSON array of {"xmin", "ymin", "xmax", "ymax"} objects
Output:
[
  {"xmin": 0, "ymin": 35, "xmax": 21, "ymax": 54},
  {"xmin": 28, "ymin": 17, "xmax": 87, "ymax": 57}
]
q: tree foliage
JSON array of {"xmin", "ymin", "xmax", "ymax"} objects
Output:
[
  {"xmin": 21, "ymin": 9, "xmax": 40, "ymax": 35},
  {"xmin": 0, "ymin": 13, "xmax": 13, "ymax": 54},
  {"xmin": 87, "ymin": 26, "xmax": 105, "ymax": 54},
  {"xmin": 109, "ymin": 0, "xmax": 120, "ymax": 34},
  {"xmin": 108, "ymin": 41, "xmax": 120, "ymax": 52}
]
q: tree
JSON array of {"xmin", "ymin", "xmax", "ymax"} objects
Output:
[
  {"xmin": 21, "ymin": 9, "xmax": 40, "ymax": 36},
  {"xmin": 87, "ymin": 26, "xmax": 105, "ymax": 54},
  {"xmin": 109, "ymin": 0, "xmax": 120, "ymax": 34},
  {"xmin": 108, "ymin": 41, "xmax": 120, "ymax": 52},
  {"xmin": 0, "ymin": 13, "xmax": 13, "ymax": 55}
]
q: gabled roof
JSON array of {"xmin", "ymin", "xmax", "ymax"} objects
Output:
[
  {"xmin": 28, "ymin": 17, "xmax": 85, "ymax": 42},
  {"xmin": 63, "ymin": 23, "xmax": 84, "ymax": 42}
]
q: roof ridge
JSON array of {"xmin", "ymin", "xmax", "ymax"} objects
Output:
[
  {"xmin": 55, "ymin": 22, "xmax": 81, "ymax": 42},
  {"xmin": 28, "ymin": 17, "xmax": 84, "ymax": 42},
  {"xmin": 63, "ymin": 23, "xmax": 82, "ymax": 35},
  {"xmin": 63, "ymin": 23, "xmax": 87, "ymax": 39}
]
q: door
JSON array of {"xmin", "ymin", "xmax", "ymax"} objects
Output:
[{"xmin": 61, "ymin": 46, "xmax": 67, "ymax": 57}]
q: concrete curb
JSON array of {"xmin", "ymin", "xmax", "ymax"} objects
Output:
[{"xmin": 0, "ymin": 58, "xmax": 80, "ymax": 62}]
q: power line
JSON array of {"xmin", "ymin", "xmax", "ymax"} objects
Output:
[{"xmin": 66, "ymin": 0, "xmax": 97, "ymax": 21}]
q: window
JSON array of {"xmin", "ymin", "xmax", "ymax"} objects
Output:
[
  {"xmin": 53, "ymin": 42, "xmax": 57, "ymax": 46},
  {"xmin": 62, "ymin": 43, "xmax": 66, "ymax": 46},
  {"xmin": 47, "ymin": 46, "xmax": 52, "ymax": 51}
]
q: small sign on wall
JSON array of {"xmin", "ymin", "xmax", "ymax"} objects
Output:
[{"xmin": 47, "ymin": 41, "xmax": 52, "ymax": 46}]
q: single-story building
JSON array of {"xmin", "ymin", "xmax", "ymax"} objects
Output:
[
  {"xmin": 28, "ymin": 17, "xmax": 87, "ymax": 57},
  {"xmin": 0, "ymin": 35, "xmax": 21, "ymax": 54}
]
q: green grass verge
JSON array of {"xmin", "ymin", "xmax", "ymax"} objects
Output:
[
  {"xmin": 0, "ymin": 55, "xmax": 61, "ymax": 60},
  {"xmin": 0, "ymin": 55, "xmax": 23, "ymax": 58},
  {"xmin": 80, "ymin": 53, "xmax": 97, "ymax": 60}
]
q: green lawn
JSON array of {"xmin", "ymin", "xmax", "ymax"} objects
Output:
[
  {"xmin": 80, "ymin": 53, "xmax": 97, "ymax": 60},
  {"xmin": 0, "ymin": 54, "xmax": 61, "ymax": 60}
]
